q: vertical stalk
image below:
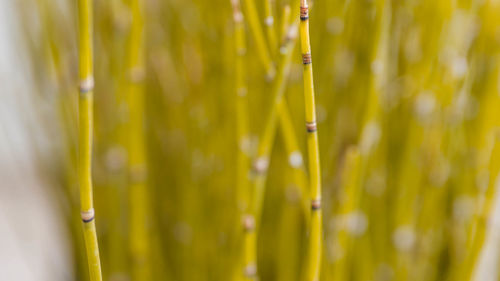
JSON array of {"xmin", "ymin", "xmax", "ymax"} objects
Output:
[
  {"xmin": 278, "ymin": 99, "xmax": 309, "ymax": 216},
  {"xmin": 299, "ymin": 1, "xmax": 322, "ymax": 280},
  {"xmin": 77, "ymin": 0, "xmax": 103, "ymax": 280},
  {"xmin": 249, "ymin": 24, "xmax": 298, "ymax": 280},
  {"xmin": 263, "ymin": 0, "xmax": 278, "ymax": 57},
  {"xmin": 126, "ymin": 0, "xmax": 150, "ymax": 280},
  {"xmin": 241, "ymin": 0, "xmax": 304, "ymax": 221},
  {"xmin": 280, "ymin": 5, "xmax": 291, "ymax": 46},
  {"xmin": 242, "ymin": 0, "xmax": 276, "ymax": 78},
  {"xmin": 332, "ymin": 147, "xmax": 361, "ymax": 281},
  {"xmin": 252, "ymin": 25, "xmax": 298, "ymax": 223},
  {"xmin": 231, "ymin": 0, "xmax": 253, "ymax": 280}
]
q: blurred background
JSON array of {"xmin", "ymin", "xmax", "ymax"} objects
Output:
[{"xmin": 2, "ymin": 0, "xmax": 500, "ymax": 280}]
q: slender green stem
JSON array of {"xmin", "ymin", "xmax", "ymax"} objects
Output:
[
  {"xmin": 242, "ymin": 0, "xmax": 275, "ymax": 78},
  {"xmin": 332, "ymin": 147, "xmax": 361, "ymax": 281},
  {"xmin": 263, "ymin": 0, "xmax": 278, "ymax": 57},
  {"xmin": 280, "ymin": 5, "xmax": 291, "ymax": 45},
  {"xmin": 77, "ymin": 0, "xmax": 103, "ymax": 280},
  {"xmin": 125, "ymin": 0, "xmax": 150, "ymax": 280},
  {"xmin": 231, "ymin": 1, "xmax": 254, "ymax": 280},
  {"xmin": 252, "ymin": 25, "xmax": 298, "ymax": 223},
  {"xmin": 278, "ymin": 99, "xmax": 309, "ymax": 216},
  {"xmin": 299, "ymin": 1, "xmax": 322, "ymax": 280},
  {"xmin": 247, "ymin": 24, "xmax": 298, "ymax": 280}
]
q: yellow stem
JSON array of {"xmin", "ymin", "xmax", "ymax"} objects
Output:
[
  {"xmin": 126, "ymin": 0, "xmax": 150, "ymax": 280},
  {"xmin": 246, "ymin": 24, "xmax": 298, "ymax": 280},
  {"xmin": 299, "ymin": 1, "xmax": 322, "ymax": 280},
  {"xmin": 231, "ymin": 1, "xmax": 254, "ymax": 280},
  {"xmin": 264, "ymin": 0, "xmax": 278, "ymax": 57},
  {"xmin": 252, "ymin": 24, "xmax": 298, "ymax": 224},
  {"xmin": 242, "ymin": 0, "xmax": 275, "ymax": 78},
  {"xmin": 332, "ymin": 147, "xmax": 361, "ymax": 281},
  {"xmin": 77, "ymin": 0, "xmax": 103, "ymax": 280},
  {"xmin": 278, "ymin": 99, "xmax": 309, "ymax": 217},
  {"xmin": 280, "ymin": 5, "xmax": 291, "ymax": 44}
]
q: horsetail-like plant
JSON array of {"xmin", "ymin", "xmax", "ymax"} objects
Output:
[
  {"xmin": 238, "ymin": 3, "xmax": 304, "ymax": 280},
  {"xmin": 252, "ymin": 24, "xmax": 298, "ymax": 222},
  {"xmin": 242, "ymin": 0, "xmax": 275, "ymax": 79},
  {"xmin": 278, "ymin": 99, "xmax": 309, "ymax": 216},
  {"xmin": 240, "ymin": 0, "xmax": 303, "ymax": 210},
  {"xmin": 332, "ymin": 147, "xmax": 361, "ymax": 281},
  {"xmin": 242, "ymin": 0, "xmax": 302, "ymax": 205},
  {"xmin": 279, "ymin": 5, "xmax": 291, "ymax": 46},
  {"xmin": 230, "ymin": 0, "xmax": 254, "ymax": 279},
  {"xmin": 77, "ymin": 0, "xmax": 103, "ymax": 280},
  {"xmin": 125, "ymin": 0, "xmax": 150, "ymax": 280},
  {"xmin": 246, "ymin": 24, "xmax": 298, "ymax": 280},
  {"xmin": 263, "ymin": 0, "xmax": 278, "ymax": 57},
  {"xmin": 23, "ymin": 1, "xmax": 500, "ymax": 280},
  {"xmin": 299, "ymin": 0, "xmax": 322, "ymax": 280}
]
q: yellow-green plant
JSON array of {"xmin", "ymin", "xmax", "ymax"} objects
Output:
[
  {"xmin": 331, "ymin": 147, "xmax": 361, "ymax": 281},
  {"xmin": 230, "ymin": 0, "xmax": 254, "ymax": 279},
  {"xmin": 237, "ymin": 2, "xmax": 306, "ymax": 280},
  {"xmin": 299, "ymin": 0, "xmax": 322, "ymax": 280},
  {"xmin": 278, "ymin": 99, "xmax": 309, "ymax": 215},
  {"xmin": 125, "ymin": 0, "xmax": 150, "ymax": 280},
  {"xmin": 21, "ymin": 0, "xmax": 500, "ymax": 280},
  {"xmin": 263, "ymin": 0, "xmax": 278, "ymax": 56},
  {"xmin": 247, "ymin": 23, "xmax": 299, "ymax": 279},
  {"xmin": 242, "ymin": 0, "xmax": 275, "ymax": 79},
  {"xmin": 77, "ymin": 0, "xmax": 103, "ymax": 280}
]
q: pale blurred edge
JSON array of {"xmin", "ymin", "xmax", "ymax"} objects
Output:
[{"xmin": 0, "ymin": 0, "xmax": 73, "ymax": 280}]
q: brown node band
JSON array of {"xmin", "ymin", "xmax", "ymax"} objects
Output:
[
  {"xmin": 81, "ymin": 209, "xmax": 95, "ymax": 223},
  {"xmin": 306, "ymin": 121, "xmax": 317, "ymax": 132},
  {"xmin": 302, "ymin": 53, "xmax": 312, "ymax": 65},
  {"xmin": 300, "ymin": 6, "xmax": 309, "ymax": 21},
  {"xmin": 311, "ymin": 198, "xmax": 321, "ymax": 210},
  {"xmin": 82, "ymin": 217, "xmax": 95, "ymax": 223}
]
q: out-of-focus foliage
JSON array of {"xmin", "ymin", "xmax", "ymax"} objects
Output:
[{"xmin": 17, "ymin": 0, "xmax": 500, "ymax": 280}]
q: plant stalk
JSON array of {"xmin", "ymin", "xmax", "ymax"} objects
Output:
[
  {"xmin": 77, "ymin": 0, "xmax": 103, "ymax": 280},
  {"xmin": 299, "ymin": 1, "xmax": 322, "ymax": 280}
]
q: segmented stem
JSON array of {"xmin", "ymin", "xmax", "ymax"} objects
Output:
[
  {"xmin": 252, "ymin": 24, "xmax": 298, "ymax": 223},
  {"xmin": 299, "ymin": 1, "xmax": 322, "ymax": 280},
  {"xmin": 231, "ymin": 0, "xmax": 254, "ymax": 280},
  {"xmin": 248, "ymin": 24, "xmax": 298, "ymax": 280},
  {"xmin": 239, "ymin": 1, "xmax": 304, "ymax": 279},
  {"xmin": 77, "ymin": 0, "xmax": 103, "ymax": 280}
]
